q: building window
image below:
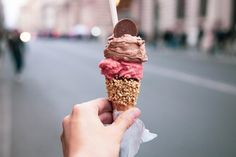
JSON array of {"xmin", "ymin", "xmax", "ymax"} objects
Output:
[
  {"xmin": 176, "ymin": 0, "xmax": 186, "ymax": 19},
  {"xmin": 199, "ymin": 0, "xmax": 208, "ymax": 17},
  {"xmin": 231, "ymin": 0, "xmax": 236, "ymax": 30}
]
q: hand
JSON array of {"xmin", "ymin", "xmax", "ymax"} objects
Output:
[{"xmin": 61, "ymin": 98, "xmax": 141, "ymax": 157}]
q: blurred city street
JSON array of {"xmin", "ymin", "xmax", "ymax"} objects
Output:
[{"xmin": 1, "ymin": 39, "xmax": 236, "ymax": 157}]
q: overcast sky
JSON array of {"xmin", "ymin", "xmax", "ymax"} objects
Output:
[{"xmin": 2, "ymin": 0, "xmax": 29, "ymax": 28}]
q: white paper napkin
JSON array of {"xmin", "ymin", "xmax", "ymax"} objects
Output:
[{"xmin": 113, "ymin": 110, "xmax": 157, "ymax": 157}]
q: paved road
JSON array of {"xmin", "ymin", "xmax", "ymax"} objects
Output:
[{"xmin": 0, "ymin": 39, "xmax": 236, "ymax": 157}]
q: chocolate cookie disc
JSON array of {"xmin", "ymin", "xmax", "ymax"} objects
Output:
[{"xmin": 114, "ymin": 19, "xmax": 138, "ymax": 38}]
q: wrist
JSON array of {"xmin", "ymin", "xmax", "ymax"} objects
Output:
[
  {"xmin": 69, "ymin": 152, "xmax": 93, "ymax": 157},
  {"xmin": 68, "ymin": 149, "xmax": 93, "ymax": 157}
]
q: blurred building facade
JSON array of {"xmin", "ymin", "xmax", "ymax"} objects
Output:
[
  {"xmin": 120, "ymin": 0, "xmax": 235, "ymax": 43},
  {"xmin": 17, "ymin": 0, "xmax": 112, "ymax": 37},
  {"xmin": 0, "ymin": 0, "xmax": 4, "ymax": 61},
  {"xmin": 17, "ymin": 0, "xmax": 236, "ymax": 44},
  {"xmin": 0, "ymin": 0, "xmax": 4, "ymax": 30}
]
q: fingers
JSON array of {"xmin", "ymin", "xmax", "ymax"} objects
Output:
[
  {"xmin": 90, "ymin": 98, "xmax": 113, "ymax": 114},
  {"xmin": 111, "ymin": 108, "xmax": 141, "ymax": 136},
  {"xmin": 99, "ymin": 112, "xmax": 113, "ymax": 124},
  {"xmin": 61, "ymin": 115, "xmax": 69, "ymax": 157},
  {"xmin": 70, "ymin": 98, "xmax": 113, "ymax": 127},
  {"xmin": 72, "ymin": 98, "xmax": 112, "ymax": 117},
  {"xmin": 62, "ymin": 115, "xmax": 70, "ymax": 130},
  {"xmin": 79, "ymin": 98, "xmax": 113, "ymax": 114},
  {"xmin": 60, "ymin": 132, "xmax": 67, "ymax": 157}
]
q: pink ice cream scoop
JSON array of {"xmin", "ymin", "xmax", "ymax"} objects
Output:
[
  {"xmin": 99, "ymin": 34, "xmax": 147, "ymax": 81},
  {"xmin": 99, "ymin": 58, "xmax": 143, "ymax": 80}
]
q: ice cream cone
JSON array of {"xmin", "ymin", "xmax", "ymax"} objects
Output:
[
  {"xmin": 105, "ymin": 78, "xmax": 141, "ymax": 111},
  {"xmin": 99, "ymin": 20, "xmax": 147, "ymax": 111}
]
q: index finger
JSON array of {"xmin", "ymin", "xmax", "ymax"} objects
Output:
[{"xmin": 84, "ymin": 98, "xmax": 113, "ymax": 114}]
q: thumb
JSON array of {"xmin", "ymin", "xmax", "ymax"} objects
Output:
[{"xmin": 112, "ymin": 107, "xmax": 141, "ymax": 137}]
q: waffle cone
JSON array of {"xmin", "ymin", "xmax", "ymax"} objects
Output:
[{"xmin": 105, "ymin": 78, "xmax": 141, "ymax": 111}]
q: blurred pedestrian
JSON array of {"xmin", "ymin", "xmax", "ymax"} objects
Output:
[
  {"xmin": 0, "ymin": 29, "xmax": 6, "ymax": 69},
  {"xmin": 179, "ymin": 32, "xmax": 187, "ymax": 48},
  {"xmin": 7, "ymin": 29, "xmax": 25, "ymax": 75},
  {"xmin": 61, "ymin": 98, "xmax": 141, "ymax": 157},
  {"xmin": 197, "ymin": 25, "xmax": 204, "ymax": 49},
  {"xmin": 0, "ymin": 29, "xmax": 4, "ymax": 61},
  {"xmin": 212, "ymin": 20, "xmax": 230, "ymax": 52},
  {"xmin": 201, "ymin": 30, "xmax": 215, "ymax": 54},
  {"xmin": 163, "ymin": 30, "xmax": 175, "ymax": 48}
]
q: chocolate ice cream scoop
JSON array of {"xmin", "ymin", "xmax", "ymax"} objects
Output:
[{"xmin": 104, "ymin": 34, "xmax": 148, "ymax": 63}]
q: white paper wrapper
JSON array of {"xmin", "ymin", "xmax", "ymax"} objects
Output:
[{"xmin": 113, "ymin": 110, "xmax": 157, "ymax": 157}]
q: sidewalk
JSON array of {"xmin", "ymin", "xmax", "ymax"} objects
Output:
[
  {"xmin": 147, "ymin": 45, "xmax": 236, "ymax": 65},
  {"xmin": 0, "ymin": 52, "xmax": 12, "ymax": 157}
]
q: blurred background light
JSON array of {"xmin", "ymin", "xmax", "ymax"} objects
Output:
[
  {"xmin": 20, "ymin": 31, "xmax": 31, "ymax": 42},
  {"xmin": 91, "ymin": 26, "xmax": 101, "ymax": 37},
  {"xmin": 115, "ymin": 0, "xmax": 121, "ymax": 6}
]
